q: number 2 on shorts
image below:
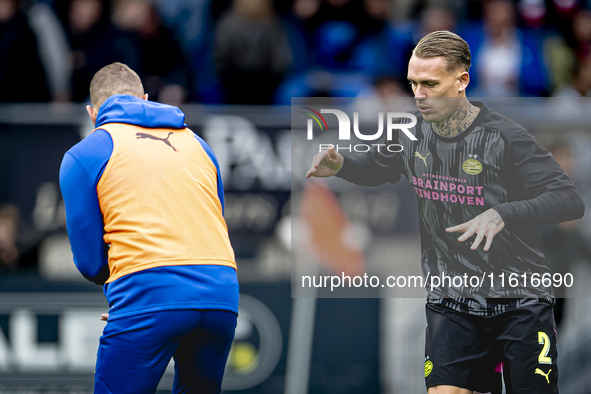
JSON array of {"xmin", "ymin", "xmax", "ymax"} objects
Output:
[{"xmin": 537, "ymin": 331, "xmax": 552, "ymax": 364}]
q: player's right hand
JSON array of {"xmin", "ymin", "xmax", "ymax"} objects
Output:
[
  {"xmin": 305, "ymin": 145, "xmax": 344, "ymax": 178},
  {"xmin": 101, "ymin": 313, "xmax": 109, "ymax": 321}
]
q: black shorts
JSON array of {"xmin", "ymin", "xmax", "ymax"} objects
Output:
[{"xmin": 425, "ymin": 301, "xmax": 558, "ymax": 394}]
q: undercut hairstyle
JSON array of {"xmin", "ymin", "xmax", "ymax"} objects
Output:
[
  {"xmin": 413, "ymin": 31, "xmax": 471, "ymax": 73},
  {"xmin": 89, "ymin": 63, "xmax": 144, "ymax": 109}
]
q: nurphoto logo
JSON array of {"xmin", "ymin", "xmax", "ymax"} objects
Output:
[{"xmin": 303, "ymin": 107, "xmax": 417, "ymax": 153}]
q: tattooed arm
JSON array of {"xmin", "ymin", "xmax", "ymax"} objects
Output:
[{"xmin": 433, "ymin": 100, "xmax": 480, "ymax": 138}]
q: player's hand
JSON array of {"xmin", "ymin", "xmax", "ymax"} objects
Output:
[
  {"xmin": 445, "ymin": 208, "xmax": 505, "ymax": 252},
  {"xmin": 305, "ymin": 145, "xmax": 343, "ymax": 178},
  {"xmin": 101, "ymin": 313, "xmax": 109, "ymax": 321}
]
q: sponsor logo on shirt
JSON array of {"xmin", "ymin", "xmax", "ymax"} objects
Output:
[{"xmin": 412, "ymin": 174, "xmax": 485, "ymax": 205}]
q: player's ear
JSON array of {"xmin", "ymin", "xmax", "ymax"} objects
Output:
[
  {"xmin": 86, "ymin": 105, "xmax": 98, "ymax": 125},
  {"xmin": 458, "ymin": 71, "xmax": 470, "ymax": 93},
  {"xmin": 142, "ymin": 93, "xmax": 149, "ymax": 101}
]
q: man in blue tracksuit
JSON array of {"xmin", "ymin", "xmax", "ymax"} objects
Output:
[{"xmin": 60, "ymin": 62, "xmax": 239, "ymax": 393}]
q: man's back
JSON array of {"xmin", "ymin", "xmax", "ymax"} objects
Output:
[
  {"xmin": 60, "ymin": 92, "xmax": 239, "ymax": 393},
  {"xmin": 60, "ymin": 94, "xmax": 239, "ymax": 320},
  {"xmin": 97, "ymin": 122, "xmax": 234, "ymax": 282}
]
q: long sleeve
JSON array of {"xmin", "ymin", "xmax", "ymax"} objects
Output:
[
  {"xmin": 59, "ymin": 130, "xmax": 113, "ymax": 284},
  {"xmin": 492, "ymin": 131, "xmax": 585, "ymax": 225},
  {"xmin": 194, "ymin": 133, "xmax": 225, "ymax": 215},
  {"xmin": 335, "ymin": 135, "xmax": 404, "ymax": 186}
]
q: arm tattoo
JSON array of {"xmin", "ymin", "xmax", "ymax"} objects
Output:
[
  {"xmin": 485, "ymin": 209, "xmax": 503, "ymax": 226},
  {"xmin": 433, "ymin": 100, "xmax": 480, "ymax": 138}
]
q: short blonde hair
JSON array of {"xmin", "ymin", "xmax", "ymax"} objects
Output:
[
  {"xmin": 89, "ymin": 62, "xmax": 144, "ymax": 109},
  {"xmin": 413, "ymin": 31, "xmax": 471, "ymax": 73}
]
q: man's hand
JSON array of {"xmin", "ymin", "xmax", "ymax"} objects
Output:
[
  {"xmin": 101, "ymin": 313, "xmax": 109, "ymax": 321},
  {"xmin": 305, "ymin": 145, "xmax": 344, "ymax": 178},
  {"xmin": 446, "ymin": 208, "xmax": 505, "ymax": 252}
]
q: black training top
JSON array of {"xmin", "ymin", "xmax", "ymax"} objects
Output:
[{"xmin": 336, "ymin": 102, "xmax": 585, "ymax": 315}]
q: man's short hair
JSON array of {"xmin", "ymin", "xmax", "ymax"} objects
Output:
[
  {"xmin": 413, "ymin": 31, "xmax": 471, "ymax": 73},
  {"xmin": 89, "ymin": 62, "xmax": 144, "ymax": 109}
]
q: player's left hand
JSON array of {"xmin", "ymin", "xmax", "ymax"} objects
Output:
[
  {"xmin": 101, "ymin": 313, "xmax": 109, "ymax": 321},
  {"xmin": 446, "ymin": 208, "xmax": 505, "ymax": 252}
]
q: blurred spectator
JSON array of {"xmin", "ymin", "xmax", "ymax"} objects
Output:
[
  {"xmin": 361, "ymin": 5, "xmax": 456, "ymax": 92},
  {"xmin": 570, "ymin": 7, "xmax": 591, "ymax": 59},
  {"xmin": 292, "ymin": 0, "xmax": 374, "ymax": 34},
  {"xmin": 397, "ymin": 5, "xmax": 457, "ymax": 73},
  {"xmin": 475, "ymin": 0, "xmax": 521, "ymax": 95},
  {"xmin": 214, "ymin": 0, "xmax": 293, "ymax": 104},
  {"xmin": 0, "ymin": 204, "xmax": 19, "ymax": 271},
  {"xmin": 314, "ymin": 20, "xmax": 361, "ymax": 70},
  {"xmin": 317, "ymin": 0, "xmax": 376, "ymax": 34},
  {"xmin": 292, "ymin": 0, "xmax": 321, "ymax": 22},
  {"xmin": 419, "ymin": 5, "xmax": 456, "ymax": 36},
  {"xmin": 27, "ymin": 2, "xmax": 72, "ymax": 102},
  {"xmin": 364, "ymin": 0, "xmax": 393, "ymax": 23},
  {"xmin": 309, "ymin": 1, "xmax": 377, "ymax": 70},
  {"xmin": 276, "ymin": 0, "xmax": 401, "ymax": 103},
  {"xmin": 0, "ymin": 203, "xmax": 42, "ymax": 274},
  {"xmin": 462, "ymin": 0, "xmax": 550, "ymax": 96},
  {"xmin": 0, "ymin": 0, "xmax": 50, "ymax": 102},
  {"xmin": 287, "ymin": 0, "xmax": 377, "ymax": 72},
  {"xmin": 290, "ymin": 0, "xmax": 321, "ymax": 53},
  {"xmin": 552, "ymin": 55, "xmax": 591, "ymax": 97},
  {"xmin": 152, "ymin": 0, "xmax": 210, "ymax": 53},
  {"xmin": 2, "ymin": 0, "xmax": 589, "ymax": 106},
  {"xmin": 55, "ymin": 0, "xmax": 141, "ymax": 102},
  {"xmin": 112, "ymin": 0, "xmax": 192, "ymax": 105},
  {"xmin": 518, "ymin": 0, "xmax": 547, "ymax": 29},
  {"xmin": 546, "ymin": 7, "xmax": 591, "ymax": 92},
  {"xmin": 186, "ymin": 0, "xmax": 228, "ymax": 103}
]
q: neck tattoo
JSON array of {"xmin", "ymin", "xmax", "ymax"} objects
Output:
[{"xmin": 433, "ymin": 101, "xmax": 480, "ymax": 138}]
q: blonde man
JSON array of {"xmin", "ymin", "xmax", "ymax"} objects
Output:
[{"xmin": 307, "ymin": 31, "xmax": 584, "ymax": 394}]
